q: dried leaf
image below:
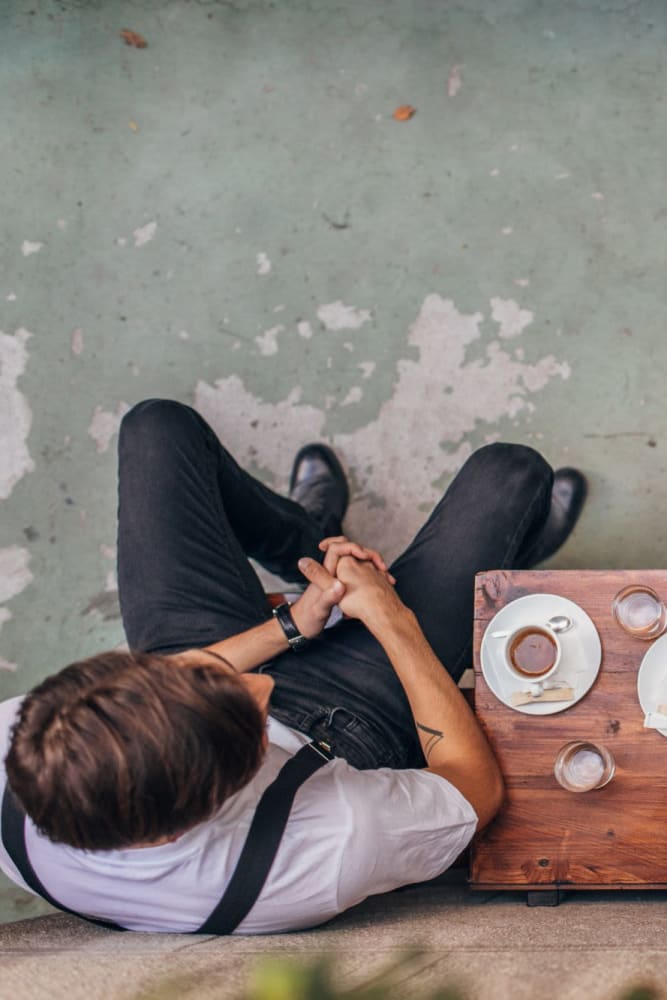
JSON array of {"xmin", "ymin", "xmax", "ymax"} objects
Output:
[
  {"xmin": 120, "ymin": 29, "xmax": 147, "ymax": 49},
  {"xmin": 393, "ymin": 104, "xmax": 416, "ymax": 121},
  {"xmin": 128, "ymin": 120, "xmax": 139, "ymax": 132}
]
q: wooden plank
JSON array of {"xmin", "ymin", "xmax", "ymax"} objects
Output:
[
  {"xmin": 471, "ymin": 569, "xmax": 667, "ymax": 890},
  {"xmin": 471, "ymin": 786, "xmax": 667, "ymax": 885}
]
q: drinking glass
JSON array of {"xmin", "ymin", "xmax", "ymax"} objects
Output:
[
  {"xmin": 612, "ymin": 585, "xmax": 667, "ymax": 640},
  {"xmin": 554, "ymin": 741, "xmax": 615, "ymax": 793}
]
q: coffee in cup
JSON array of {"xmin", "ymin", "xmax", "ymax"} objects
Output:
[
  {"xmin": 507, "ymin": 626, "xmax": 559, "ymax": 677},
  {"xmin": 503, "ymin": 625, "xmax": 561, "ymax": 693}
]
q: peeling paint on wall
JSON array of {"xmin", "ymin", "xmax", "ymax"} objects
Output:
[
  {"xmin": 133, "ymin": 221, "xmax": 157, "ymax": 248},
  {"xmin": 448, "ymin": 64, "xmax": 463, "ymax": 97},
  {"xmin": 0, "ymin": 546, "xmax": 33, "ymax": 670},
  {"xmin": 71, "ymin": 329, "xmax": 84, "ymax": 355},
  {"xmin": 316, "ymin": 302, "xmax": 372, "ymax": 331},
  {"xmin": 255, "ymin": 325, "xmax": 284, "ymax": 356},
  {"xmin": 87, "ymin": 402, "xmax": 130, "ymax": 454},
  {"xmin": 0, "ymin": 328, "xmax": 34, "ymax": 500},
  {"xmin": 256, "ymin": 252, "xmax": 272, "ymax": 276},
  {"xmin": 21, "ymin": 240, "xmax": 43, "ymax": 257},
  {"xmin": 340, "ymin": 386, "xmax": 363, "ymax": 406},
  {"xmin": 82, "ymin": 590, "xmax": 121, "ymax": 621},
  {"xmin": 297, "ymin": 321, "xmax": 313, "ymax": 339},
  {"xmin": 0, "ymin": 547, "xmax": 32, "ymax": 609},
  {"xmin": 490, "ymin": 297, "xmax": 534, "ymax": 339},
  {"xmin": 196, "ymin": 294, "xmax": 571, "ymax": 561},
  {"xmin": 195, "ymin": 378, "xmax": 326, "ymax": 480}
]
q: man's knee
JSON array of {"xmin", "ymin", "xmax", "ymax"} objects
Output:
[
  {"xmin": 119, "ymin": 399, "xmax": 200, "ymax": 450},
  {"xmin": 466, "ymin": 442, "xmax": 552, "ymax": 491}
]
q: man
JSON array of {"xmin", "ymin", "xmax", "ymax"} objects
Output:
[{"xmin": 0, "ymin": 399, "xmax": 586, "ymax": 934}]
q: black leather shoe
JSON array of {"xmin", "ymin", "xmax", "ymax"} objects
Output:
[
  {"xmin": 520, "ymin": 468, "xmax": 588, "ymax": 567},
  {"xmin": 289, "ymin": 444, "xmax": 349, "ymax": 538}
]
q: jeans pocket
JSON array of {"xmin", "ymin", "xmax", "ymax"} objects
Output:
[{"xmin": 312, "ymin": 707, "xmax": 403, "ymax": 770}]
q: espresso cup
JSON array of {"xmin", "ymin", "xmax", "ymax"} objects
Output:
[{"xmin": 503, "ymin": 624, "xmax": 561, "ymax": 694}]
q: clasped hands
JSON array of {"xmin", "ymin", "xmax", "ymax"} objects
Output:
[{"xmin": 290, "ymin": 535, "xmax": 400, "ymax": 640}]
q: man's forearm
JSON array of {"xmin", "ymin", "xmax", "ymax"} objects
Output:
[
  {"xmin": 363, "ymin": 602, "xmax": 503, "ymax": 825},
  {"xmin": 204, "ymin": 618, "xmax": 290, "ymax": 673}
]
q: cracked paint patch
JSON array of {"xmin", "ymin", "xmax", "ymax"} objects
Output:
[
  {"xmin": 335, "ymin": 294, "xmax": 570, "ymax": 554},
  {"xmin": 21, "ymin": 240, "xmax": 43, "ymax": 257},
  {"xmin": 340, "ymin": 386, "xmax": 363, "ymax": 406},
  {"xmin": 256, "ymin": 252, "xmax": 272, "ymax": 276},
  {"xmin": 490, "ymin": 297, "xmax": 534, "ymax": 339},
  {"xmin": 71, "ymin": 328, "xmax": 84, "ymax": 355},
  {"xmin": 82, "ymin": 590, "xmax": 121, "ymax": 621},
  {"xmin": 88, "ymin": 402, "xmax": 130, "ymax": 453},
  {"xmin": 195, "ymin": 294, "xmax": 570, "ymax": 563},
  {"xmin": 0, "ymin": 327, "xmax": 34, "ymax": 499},
  {"xmin": 255, "ymin": 325, "xmax": 284, "ymax": 356},
  {"xmin": 133, "ymin": 221, "xmax": 157, "ymax": 247},
  {"xmin": 448, "ymin": 64, "xmax": 463, "ymax": 97},
  {"xmin": 317, "ymin": 302, "xmax": 372, "ymax": 331},
  {"xmin": 0, "ymin": 546, "xmax": 33, "ymax": 670},
  {"xmin": 195, "ymin": 378, "xmax": 326, "ymax": 486}
]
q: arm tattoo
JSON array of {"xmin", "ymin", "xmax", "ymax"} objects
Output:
[{"xmin": 416, "ymin": 721, "xmax": 444, "ymax": 761}]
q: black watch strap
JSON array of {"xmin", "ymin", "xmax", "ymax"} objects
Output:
[{"xmin": 272, "ymin": 602, "xmax": 309, "ymax": 651}]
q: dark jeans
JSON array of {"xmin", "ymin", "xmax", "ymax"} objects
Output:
[{"xmin": 117, "ymin": 399, "xmax": 553, "ymax": 770}]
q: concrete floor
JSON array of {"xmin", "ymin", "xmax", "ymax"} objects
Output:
[
  {"xmin": 2, "ymin": 0, "xmax": 667, "ymax": 994},
  {"xmin": 1, "ymin": 872, "xmax": 667, "ymax": 1000}
]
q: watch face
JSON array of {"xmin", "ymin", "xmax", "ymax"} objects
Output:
[{"xmin": 289, "ymin": 634, "xmax": 309, "ymax": 651}]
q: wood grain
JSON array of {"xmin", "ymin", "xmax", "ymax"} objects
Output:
[{"xmin": 471, "ymin": 570, "xmax": 667, "ymax": 891}]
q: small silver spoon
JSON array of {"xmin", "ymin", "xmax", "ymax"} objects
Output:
[
  {"xmin": 547, "ymin": 614, "xmax": 573, "ymax": 634},
  {"xmin": 491, "ymin": 614, "xmax": 573, "ymax": 639}
]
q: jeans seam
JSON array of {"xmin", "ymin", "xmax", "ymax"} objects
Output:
[
  {"xmin": 499, "ymin": 476, "xmax": 551, "ymax": 571},
  {"xmin": 203, "ymin": 432, "xmax": 270, "ymax": 626}
]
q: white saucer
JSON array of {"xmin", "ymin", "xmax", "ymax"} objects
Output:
[
  {"xmin": 480, "ymin": 594, "xmax": 602, "ymax": 715},
  {"xmin": 637, "ymin": 634, "xmax": 667, "ymax": 737}
]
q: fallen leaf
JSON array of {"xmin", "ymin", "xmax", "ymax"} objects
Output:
[
  {"xmin": 120, "ymin": 29, "xmax": 147, "ymax": 48},
  {"xmin": 128, "ymin": 120, "xmax": 139, "ymax": 131},
  {"xmin": 393, "ymin": 104, "xmax": 416, "ymax": 121}
]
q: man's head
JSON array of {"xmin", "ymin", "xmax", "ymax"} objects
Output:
[{"xmin": 5, "ymin": 651, "xmax": 267, "ymax": 851}]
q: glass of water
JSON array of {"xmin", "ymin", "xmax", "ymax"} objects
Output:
[
  {"xmin": 612, "ymin": 585, "xmax": 667, "ymax": 640},
  {"xmin": 554, "ymin": 741, "xmax": 615, "ymax": 793}
]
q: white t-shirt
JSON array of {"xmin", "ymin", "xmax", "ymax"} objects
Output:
[{"xmin": 0, "ymin": 696, "xmax": 477, "ymax": 934}]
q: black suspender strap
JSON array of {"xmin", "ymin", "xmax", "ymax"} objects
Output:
[
  {"xmin": 1, "ymin": 784, "xmax": 125, "ymax": 931},
  {"xmin": 0, "ymin": 739, "xmax": 333, "ymax": 936},
  {"xmin": 196, "ymin": 740, "xmax": 333, "ymax": 934}
]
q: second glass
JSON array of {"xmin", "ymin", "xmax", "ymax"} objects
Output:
[{"xmin": 612, "ymin": 585, "xmax": 667, "ymax": 640}]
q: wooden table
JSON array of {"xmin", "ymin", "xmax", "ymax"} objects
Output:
[{"xmin": 471, "ymin": 569, "xmax": 667, "ymax": 903}]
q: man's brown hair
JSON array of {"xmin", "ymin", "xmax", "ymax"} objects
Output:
[{"xmin": 5, "ymin": 651, "xmax": 265, "ymax": 850}]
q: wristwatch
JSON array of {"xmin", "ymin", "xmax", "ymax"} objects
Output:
[{"xmin": 272, "ymin": 602, "xmax": 310, "ymax": 652}]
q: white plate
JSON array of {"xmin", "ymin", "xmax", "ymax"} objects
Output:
[
  {"xmin": 637, "ymin": 634, "xmax": 667, "ymax": 737},
  {"xmin": 480, "ymin": 594, "xmax": 602, "ymax": 715}
]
